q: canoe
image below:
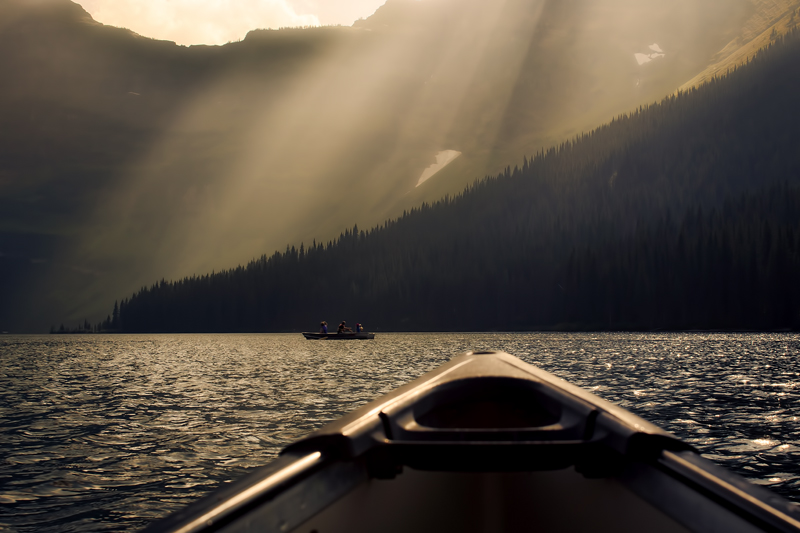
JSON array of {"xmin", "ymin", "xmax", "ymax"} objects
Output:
[
  {"xmin": 302, "ymin": 332, "xmax": 375, "ymax": 340},
  {"xmin": 144, "ymin": 351, "xmax": 800, "ymax": 533}
]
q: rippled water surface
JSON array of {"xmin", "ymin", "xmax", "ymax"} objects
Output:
[{"xmin": 1, "ymin": 333, "xmax": 799, "ymax": 531}]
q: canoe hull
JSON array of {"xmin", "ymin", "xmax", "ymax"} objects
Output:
[{"xmin": 144, "ymin": 351, "xmax": 800, "ymax": 533}]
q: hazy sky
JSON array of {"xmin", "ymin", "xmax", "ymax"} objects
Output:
[{"xmin": 76, "ymin": 0, "xmax": 388, "ymax": 45}]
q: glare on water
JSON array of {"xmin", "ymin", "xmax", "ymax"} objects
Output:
[{"xmin": 1, "ymin": 332, "xmax": 799, "ymax": 531}]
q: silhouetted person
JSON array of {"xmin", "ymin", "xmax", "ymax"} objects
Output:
[
  {"xmin": 320, "ymin": 321, "xmax": 328, "ymax": 334},
  {"xmin": 338, "ymin": 321, "xmax": 352, "ymax": 333}
]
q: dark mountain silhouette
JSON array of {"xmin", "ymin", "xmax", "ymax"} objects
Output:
[
  {"xmin": 104, "ymin": 29, "xmax": 800, "ymax": 333},
  {"xmin": 1, "ymin": 0, "xmax": 796, "ymax": 331}
]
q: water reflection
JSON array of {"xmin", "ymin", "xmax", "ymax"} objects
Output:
[{"xmin": 0, "ymin": 332, "xmax": 798, "ymax": 531}]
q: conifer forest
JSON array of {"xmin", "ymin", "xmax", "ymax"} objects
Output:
[{"xmin": 100, "ymin": 31, "xmax": 800, "ymax": 333}]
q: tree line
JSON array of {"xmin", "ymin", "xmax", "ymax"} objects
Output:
[{"xmin": 89, "ymin": 29, "xmax": 800, "ymax": 332}]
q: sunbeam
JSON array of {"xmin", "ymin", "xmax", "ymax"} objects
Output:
[{"xmin": 6, "ymin": 0, "xmax": 790, "ymax": 329}]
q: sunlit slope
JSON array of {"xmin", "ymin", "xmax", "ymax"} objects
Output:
[
  {"xmin": 0, "ymin": 0, "xmax": 783, "ymax": 331},
  {"xmin": 0, "ymin": 0, "xmax": 361, "ymax": 331},
  {"xmin": 109, "ymin": 31, "xmax": 800, "ymax": 332},
  {"xmin": 396, "ymin": 0, "xmax": 757, "ymax": 206},
  {"xmin": 680, "ymin": 0, "xmax": 800, "ymax": 91}
]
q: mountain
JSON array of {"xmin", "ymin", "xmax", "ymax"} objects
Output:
[
  {"xmin": 680, "ymin": 0, "xmax": 800, "ymax": 90},
  {"xmin": 107, "ymin": 30, "xmax": 800, "ymax": 333},
  {"xmin": 2, "ymin": 0, "xmax": 797, "ymax": 331}
]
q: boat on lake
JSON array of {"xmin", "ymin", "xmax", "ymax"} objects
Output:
[
  {"xmin": 144, "ymin": 350, "xmax": 800, "ymax": 533},
  {"xmin": 302, "ymin": 332, "xmax": 375, "ymax": 340}
]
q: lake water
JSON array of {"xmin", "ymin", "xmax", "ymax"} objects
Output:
[{"xmin": 1, "ymin": 332, "xmax": 799, "ymax": 531}]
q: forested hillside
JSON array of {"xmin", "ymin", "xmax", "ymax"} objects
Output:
[
  {"xmin": 100, "ymin": 30, "xmax": 800, "ymax": 332},
  {"xmin": 4, "ymin": 0, "xmax": 780, "ymax": 332}
]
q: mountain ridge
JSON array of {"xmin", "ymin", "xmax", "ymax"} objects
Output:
[
  {"xmin": 680, "ymin": 0, "xmax": 800, "ymax": 90},
  {"xmin": 0, "ymin": 0, "xmax": 786, "ymax": 331},
  {"xmin": 99, "ymin": 30, "xmax": 800, "ymax": 333}
]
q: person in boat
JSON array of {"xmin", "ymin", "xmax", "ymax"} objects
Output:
[
  {"xmin": 319, "ymin": 321, "xmax": 328, "ymax": 334},
  {"xmin": 338, "ymin": 321, "xmax": 352, "ymax": 333},
  {"xmin": 355, "ymin": 323, "xmax": 363, "ymax": 333}
]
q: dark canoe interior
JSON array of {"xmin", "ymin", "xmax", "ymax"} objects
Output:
[
  {"xmin": 145, "ymin": 352, "xmax": 800, "ymax": 533},
  {"xmin": 228, "ymin": 459, "xmax": 704, "ymax": 533}
]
